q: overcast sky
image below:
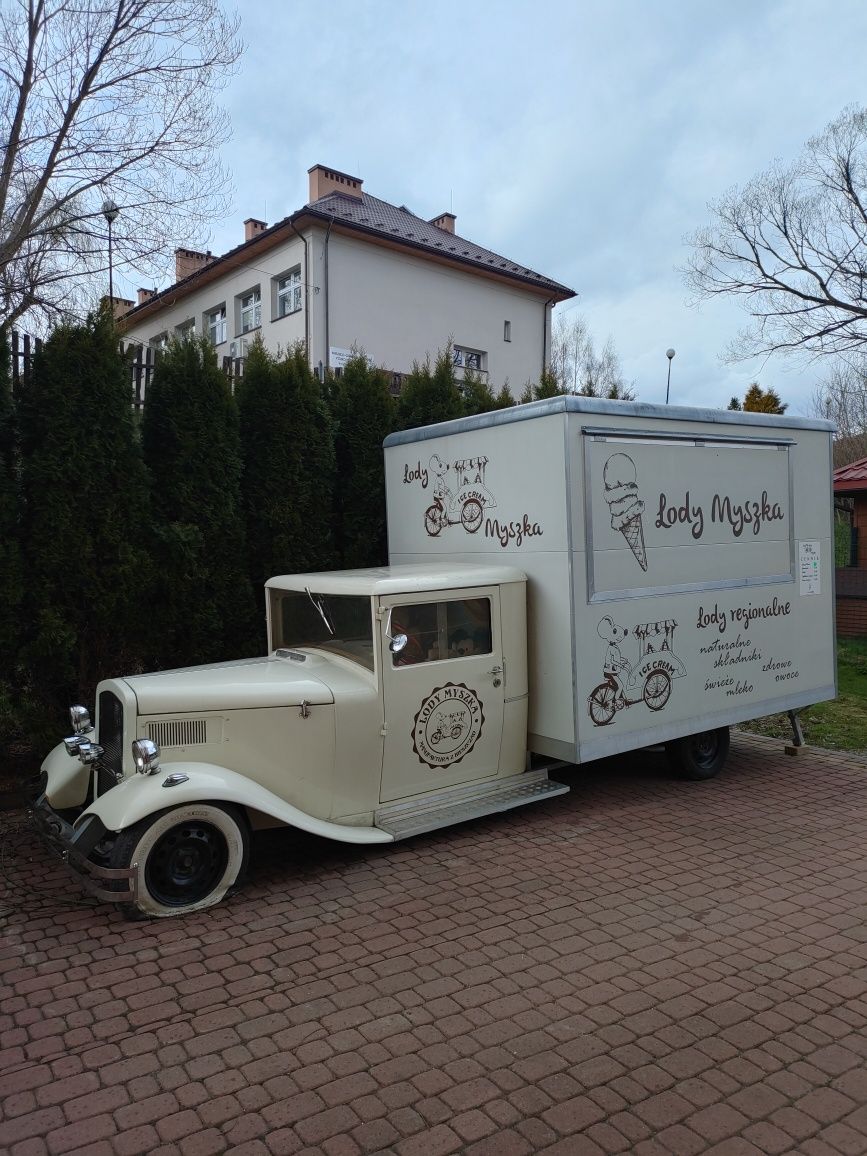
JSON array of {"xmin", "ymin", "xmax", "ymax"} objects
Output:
[{"xmin": 130, "ymin": 0, "xmax": 867, "ymax": 414}]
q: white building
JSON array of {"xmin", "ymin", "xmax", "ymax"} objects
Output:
[{"xmin": 118, "ymin": 164, "xmax": 575, "ymax": 391}]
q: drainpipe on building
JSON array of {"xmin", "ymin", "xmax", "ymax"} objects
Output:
[
  {"xmin": 289, "ymin": 219, "xmax": 309, "ymax": 361},
  {"xmin": 324, "ymin": 215, "xmax": 334, "ymax": 373},
  {"xmin": 542, "ymin": 298, "xmax": 555, "ymax": 383}
]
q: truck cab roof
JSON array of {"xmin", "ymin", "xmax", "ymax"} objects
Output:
[{"xmin": 266, "ymin": 563, "xmax": 527, "ymax": 597}]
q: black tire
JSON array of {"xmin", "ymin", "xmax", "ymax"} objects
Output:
[
  {"xmin": 109, "ymin": 802, "xmax": 249, "ymax": 919},
  {"xmin": 666, "ymin": 727, "xmax": 730, "ymax": 781}
]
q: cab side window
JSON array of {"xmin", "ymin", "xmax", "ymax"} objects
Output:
[{"xmin": 393, "ymin": 598, "xmax": 492, "ymax": 666}]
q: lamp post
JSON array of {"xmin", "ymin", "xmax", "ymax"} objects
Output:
[
  {"xmin": 665, "ymin": 348, "xmax": 675, "ymax": 405},
  {"xmin": 101, "ymin": 198, "xmax": 120, "ymax": 305}
]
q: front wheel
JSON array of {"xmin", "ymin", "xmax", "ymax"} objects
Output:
[
  {"xmin": 643, "ymin": 670, "xmax": 671, "ymax": 711},
  {"xmin": 461, "ymin": 498, "xmax": 484, "ymax": 533},
  {"xmin": 666, "ymin": 727, "xmax": 730, "ymax": 781},
  {"xmin": 108, "ymin": 803, "xmax": 249, "ymax": 918}
]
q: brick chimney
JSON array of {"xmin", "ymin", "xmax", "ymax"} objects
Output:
[
  {"xmin": 175, "ymin": 247, "xmax": 214, "ymax": 282},
  {"xmin": 137, "ymin": 287, "xmax": 157, "ymax": 306},
  {"xmin": 430, "ymin": 212, "xmax": 456, "ymax": 234},
  {"xmin": 101, "ymin": 295, "xmax": 134, "ymax": 319},
  {"xmin": 308, "ymin": 164, "xmax": 363, "ymax": 204},
  {"xmin": 244, "ymin": 217, "xmax": 267, "ymax": 241}
]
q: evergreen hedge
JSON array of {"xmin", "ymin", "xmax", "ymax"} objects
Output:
[
  {"xmin": 1, "ymin": 327, "xmax": 569, "ymax": 761},
  {"xmin": 17, "ymin": 312, "xmax": 151, "ymax": 734},
  {"xmin": 141, "ymin": 335, "xmax": 256, "ymax": 666}
]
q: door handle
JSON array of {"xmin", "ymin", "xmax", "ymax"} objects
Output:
[{"xmin": 489, "ymin": 665, "xmax": 502, "ymax": 688}]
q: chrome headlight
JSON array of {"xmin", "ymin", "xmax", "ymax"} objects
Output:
[
  {"xmin": 132, "ymin": 738, "xmax": 160, "ymax": 775},
  {"xmin": 69, "ymin": 705, "xmax": 92, "ymax": 734}
]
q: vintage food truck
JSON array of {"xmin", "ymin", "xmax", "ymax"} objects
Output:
[{"xmin": 35, "ymin": 397, "xmax": 836, "ymax": 917}]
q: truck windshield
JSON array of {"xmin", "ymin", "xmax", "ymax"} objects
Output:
[{"xmin": 272, "ymin": 592, "xmax": 374, "ymax": 671}]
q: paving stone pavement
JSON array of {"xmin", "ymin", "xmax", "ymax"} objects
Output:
[{"xmin": 2, "ymin": 731, "xmax": 867, "ymax": 1155}]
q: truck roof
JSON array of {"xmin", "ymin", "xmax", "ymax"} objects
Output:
[
  {"xmin": 383, "ymin": 394, "xmax": 835, "ymax": 448},
  {"xmin": 266, "ymin": 563, "xmax": 527, "ymax": 597}
]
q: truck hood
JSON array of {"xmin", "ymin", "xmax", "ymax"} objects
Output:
[{"xmin": 122, "ymin": 656, "xmax": 335, "ymax": 714}]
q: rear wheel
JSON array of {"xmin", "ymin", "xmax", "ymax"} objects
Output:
[
  {"xmin": 109, "ymin": 803, "xmax": 249, "ymax": 918},
  {"xmin": 588, "ymin": 682, "xmax": 617, "ymax": 726},
  {"xmin": 666, "ymin": 727, "xmax": 730, "ymax": 780}
]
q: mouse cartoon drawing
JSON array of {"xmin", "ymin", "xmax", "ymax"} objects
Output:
[
  {"xmin": 596, "ymin": 616, "xmax": 630, "ymax": 707},
  {"xmin": 588, "ymin": 617, "xmax": 686, "ymax": 726}
]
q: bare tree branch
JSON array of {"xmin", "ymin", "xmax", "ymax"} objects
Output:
[
  {"xmin": 684, "ymin": 105, "xmax": 867, "ymax": 363},
  {"xmin": 551, "ymin": 312, "xmax": 636, "ymax": 400},
  {"xmin": 0, "ymin": 0, "xmax": 242, "ymax": 331}
]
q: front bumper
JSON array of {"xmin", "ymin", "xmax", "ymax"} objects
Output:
[{"xmin": 31, "ymin": 791, "xmax": 137, "ymax": 903}]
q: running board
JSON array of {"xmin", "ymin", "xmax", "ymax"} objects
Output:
[{"xmin": 375, "ymin": 769, "xmax": 569, "ymax": 841}]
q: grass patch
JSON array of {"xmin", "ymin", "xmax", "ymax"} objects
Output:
[{"xmin": 739, "ymin": 638, "xmax": 867, "ymax": 752}]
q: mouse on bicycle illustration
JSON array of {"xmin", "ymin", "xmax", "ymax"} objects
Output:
[
  {"xmin": 588, "ymin": 617, "xmax": 686, "ymax": 726},
  {"xmin": 424, "ymin": 453, "xmax": 497, "ymax": 537}
]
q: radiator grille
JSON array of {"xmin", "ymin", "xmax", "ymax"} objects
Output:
[
  {"xmin": 97, "ymin": 690, "xmax": 124, "ymax": 792},
  {"xmin": 147, "ymin": 719, "xmax": 210, "ymax": 748}
]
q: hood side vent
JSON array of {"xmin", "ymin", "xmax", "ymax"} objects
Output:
[{"xmin": 147, "ymin": 718, "xmax": 219, "ymax": 748}]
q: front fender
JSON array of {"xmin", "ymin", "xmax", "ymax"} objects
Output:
[
  {"xmin": 41, "ymin": 740, "xmax": 90, "ymax": 809},
  {"xmin": 77, "ymin": 762, "xmax": 394, "ymax": 845}
]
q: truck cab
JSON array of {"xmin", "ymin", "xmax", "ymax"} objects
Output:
[{"xmin": 36, "ymin": 564, "xmax": 567, "ymax": 918}]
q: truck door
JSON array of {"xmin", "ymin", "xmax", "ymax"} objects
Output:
[{"xmin": 379, "ymin": 588, "xmax": 505, "ymax": 803}]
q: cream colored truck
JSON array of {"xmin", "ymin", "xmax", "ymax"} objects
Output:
[
  {"xmin": 35, "ymin": 563, "xmax": 569, "ymax": 917},
  {"xmin": 35, "ymin": 396, "xmax": 836, "ymax": 918}
]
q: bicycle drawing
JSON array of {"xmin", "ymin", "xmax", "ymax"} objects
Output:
[
  {"xmin": 424, "ymin": 453, "xmax": 497, "ymax": 537},
  {"xmin": 587, "ymin": 617, "xmax": 687, "ymax": 726}
]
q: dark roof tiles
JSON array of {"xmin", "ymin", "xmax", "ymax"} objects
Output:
[{"xmin": 307, "ymin": 190, "xmax": 572, "ymax": 295}]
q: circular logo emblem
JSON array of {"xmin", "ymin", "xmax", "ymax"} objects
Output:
[{"xmin": 412, "ymin": 682, "xmax": 485, "ymax": 770}]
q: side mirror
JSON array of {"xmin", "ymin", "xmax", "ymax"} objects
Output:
[{"xmin": 384, "ymin": 607, "xmax": 408, "ymax": 654}]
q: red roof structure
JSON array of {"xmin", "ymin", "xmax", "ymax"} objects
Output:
[{"xmin": 833, "ymin": 456, "xmax": 867, "ymax": 493}]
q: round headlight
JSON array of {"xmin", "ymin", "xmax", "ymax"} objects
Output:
[
  {"xmin": 70, "ymin": 704, "xmax": 92, "ymax": 734},
  {"xmin": 132, "ymin": 738, "xmax": 160, "ymax": 775}
]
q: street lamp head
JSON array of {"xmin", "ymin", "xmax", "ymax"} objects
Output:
[
  {"xmin": 666, "ymin": 348, "xmax": 675, "ymax": 361},
  {"xmin": 101, "ymin": 198, "xmax": 119, "ymax": 225}
]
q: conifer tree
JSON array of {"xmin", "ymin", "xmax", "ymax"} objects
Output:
[
  {"xmin": 142, "ymin": 335, "xmax": 255, "ymax": 666},
  {"xmin": 460, "ymin": 368, "xmax": 501, "ymax": 417},
  {"xmin": 18, "ymin": 311, "xmax": 150, "ymax": 726},
  {"xmin": 492, "ymin": 383, "xmax": 516, "ymax": 410},
  {"xmin": 237, "ymin": 342, "xmax": 337, "ymax": 599},
  {"xmin": 331, "ymin": 354, "xmax": 396, "ymax": 568},
  {"xmin": 533, "ymin": 367, "xmax": 566, "ymax": 400},
  {"xmin": 0, "ymin": 332, "xmax": 22, "ymax": 741},
  {"xmin": 398, "ymin": 348, "xmax": 463, "ymax": 430}
]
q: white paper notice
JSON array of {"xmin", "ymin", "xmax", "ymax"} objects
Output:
[{"xmin": 799, "ymin": 540, "xmax": 820, "ymax": 596}]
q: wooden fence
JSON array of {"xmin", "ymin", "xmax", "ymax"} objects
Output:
[
  {"xmin": 6, "ymin": 329, "xmax": 245, "ymax": 409},
  {"xmin": 8, "ymin": 329, "xmax": 403, "ymax": 407},
  {"xmin": 8, "ymin": 329, "xmax": 42, "ymax": 396}
]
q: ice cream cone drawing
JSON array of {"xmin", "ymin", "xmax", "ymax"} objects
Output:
[{"xmin": 603, "ymin": 453, "xmax": 647, "ymax": 571}]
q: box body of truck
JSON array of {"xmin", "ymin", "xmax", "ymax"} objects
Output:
[{"xmin": 384, "ymin": 396, "xmax": 836, "ymax": 764}]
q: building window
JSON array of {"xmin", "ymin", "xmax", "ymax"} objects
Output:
[
  {"xmin": 149, "ymin": 332, "xmax": 169, "ymax": 352},
  {"xmin": 240, "ymin": 288, "xmax": 261, "ymax": 334},
  {"xmin": 276, "ymin": 268, "xmax": 302, "ymax": 317},
  {"xmin": 176, "ymin": 318, "xmax": 195, "ymax": 340},
  {"xmin": 504, "ymin": 320, "xmax": 511, "ymax": 342},
  {"xmin": 453, "ymin": 345, "xmax": 486, "ymax": 372},
  {"xmin": 206, "ymin": 306, "xmax": 226, "ymax": 346}
]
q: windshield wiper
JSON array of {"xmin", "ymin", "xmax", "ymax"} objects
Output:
[{"xmin": 305, "ymin": 587, "xmax": 335, "ymax": 636}]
